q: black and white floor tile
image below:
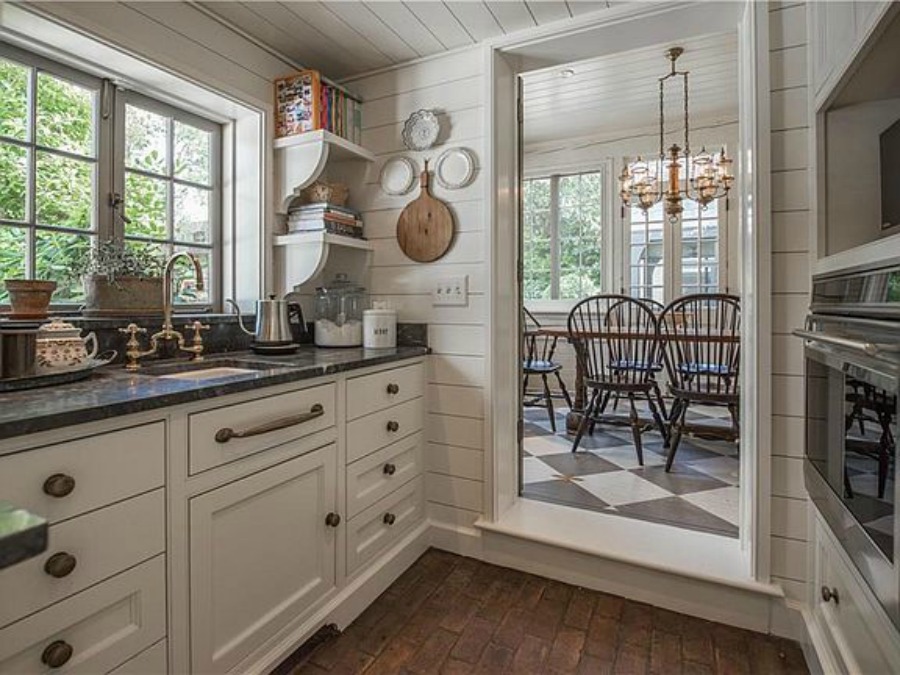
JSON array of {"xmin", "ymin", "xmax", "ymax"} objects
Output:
[{"xmin": 521, "ymin": 403, "xmax": 740, "ymax": 538}]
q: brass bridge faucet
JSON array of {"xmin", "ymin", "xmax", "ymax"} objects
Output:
[{"xmin": 118, "ymin": 252, "xmax": 210, "ymax": 371}]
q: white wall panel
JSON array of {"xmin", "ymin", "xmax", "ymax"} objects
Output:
[
  {"xmin": 427, "ymin": 443, "xmax": 484, "ymax": 481},
  {"xmin": 428, "ymin": 384, "xmax": 485, "ymax": 419},
  {"xmin": 426, "ymin": 473, "xmax": 484, "ymax": 511}
]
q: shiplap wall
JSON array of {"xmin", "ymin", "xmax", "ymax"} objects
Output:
[
  {"xmin": 343, "ymin": 48, "xmax": 487, "ymax": 529},
  {"xmin": 768, "ymin": 1, "xmax": 811, "ymax": 601}
]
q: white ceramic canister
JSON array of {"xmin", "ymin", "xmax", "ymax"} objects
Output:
[{"xmin": 363, "ymin": 303, "xmax": 397, "ymax": 349}]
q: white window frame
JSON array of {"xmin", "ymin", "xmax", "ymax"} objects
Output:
[
  {"xmin": 114, "ymin": 90, "xmax": 222, "ymax": 308},
  {"xmin": 618, "ymin": 182, "xmax": 732, "ymax": 303},
  {"xmin": 0, "ymin": 42, "xmax": 223, "ymax": 309},
  {"xmin": 522, "ymin": 167, "xmax": 614, "ymax": 314},
  {"xmin": 0, "ymin": 42, "xmax": 108, "ymax": 285}
]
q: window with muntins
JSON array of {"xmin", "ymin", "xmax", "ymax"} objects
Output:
[
  {"xmin": 0, "ymin": 45, "xmax": 221, "ymax": 306},
  {"xmin": 523, "ymin": 171, "xmax": 603, "ymax": 301}
]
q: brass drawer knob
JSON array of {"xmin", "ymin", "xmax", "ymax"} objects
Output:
[
  {"xmin": 383, "ymin": 463, "xmax": 397, "ymax": 476},
  {"xmin": 383, "ymin": 513, "xmax": 396, "ymax": 526},
  {"xmin": 44, "ymin": 552, "xmax": 77, "ymax": 579},
  {"xmin": 43, "ymin": 473, "xmax": 75, "ymax": 498},
  {"xmin": 386, "ymin": 420, "xmax": 400, "ymax": 433},
  {"xmin": 41, "ymin": 640, "xmax": 73, "ymax": 669},
  {"xmin": 325, "ymin": 512, "xmax": 341, "ymax": 528},
  {"xmin": 386, "ymin": 383, "xmax": 400, "ymax": 395},
  {"xmin": 821, "ymin": 586, "xmax": 840, "ymax": 605}
]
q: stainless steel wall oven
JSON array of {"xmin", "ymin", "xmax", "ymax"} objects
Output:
[{"xmin": 797, "ymin": 264, "xmax": 900, "ymax": 628}]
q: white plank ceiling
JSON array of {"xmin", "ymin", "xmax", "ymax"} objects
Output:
[
  {"xmin": 522, "ymin": 31, "xmax": 739, "ymax": 145},
  {"xmin": 197, "ymin": 1, "xmax": 614, "ymax": 80}
]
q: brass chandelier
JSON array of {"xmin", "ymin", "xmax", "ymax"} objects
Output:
[{"xmin": 618, "ymin": 47, "xmax": 734, "ymax": 221}]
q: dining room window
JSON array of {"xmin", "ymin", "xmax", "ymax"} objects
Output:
[
  {"xmin": 626, "ymin": 195, "xmax": 727, "ymax": 303},
  {"xmin": 0, "ymin": 44, "xmax": 221, "ymax": 307},
  {"xmin": 523, "ymin": 171, "xmax": 604, "ymax": 301}
]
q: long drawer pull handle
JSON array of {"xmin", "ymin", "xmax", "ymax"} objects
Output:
[
  {"xmin": 41, "ymin": 640, "xmax": 73, "ymax": 669},
  {"xmin": 43, "ymin": 473, "xmax": 75, "ymax": 498},
  {"xmin": 386, "ymin": 383, "xmax": 400, "ymax": 395},
  {"xmin": 44, "ymin": 552, "xmax": 77, "ymax": 578},
  {"xmin": 386, "ymin": 420, "xmax": 400, "ymax": 433},
  {"xmin": 215, "ymin": 404, "xmax": 325, "ymax": 443},
  {"xmin": 383, "ymin": 513, "xmax": 396, "ymax": 526},
  {"xmin": 821, "ymin": 586, "xmax": 840, "ymax": 605},
  {"xmin": 383, "ymin": 463, "xmax": 397, "ymax": 476},
  {"xmin": 325, "ymin": 512, "xmax": 341, "ymax": 528}
]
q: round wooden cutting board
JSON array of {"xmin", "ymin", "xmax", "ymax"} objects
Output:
[{"xmin": 397, "ymin": 162, "xmax": 454, "ymax": 263}]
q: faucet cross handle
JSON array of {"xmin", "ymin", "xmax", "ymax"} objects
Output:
[
  {"xmin": 182, "ymin": 321, "xmax": 210, "ymax": 361},
  {"xmin": 118, "ymin": 323, "xmax": 152, "ymax": 371}
]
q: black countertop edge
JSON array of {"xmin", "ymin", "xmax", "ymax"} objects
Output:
[
  {"xmin": 0, "ymin": 502, "xmax": 48, "ymax": 570},
  {"xmin": 0, "ymin": 346, "xmax": 429, "ymax": 442}
]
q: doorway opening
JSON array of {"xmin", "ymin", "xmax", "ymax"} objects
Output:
[{"xmin": 518, "ymin": 32, "xmax": 743, "ymax": 539}]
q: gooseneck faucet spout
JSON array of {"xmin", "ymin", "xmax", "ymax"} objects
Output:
[{"xmin": 162, "ymin": 252, "xmax": 205, "ymax": 333}]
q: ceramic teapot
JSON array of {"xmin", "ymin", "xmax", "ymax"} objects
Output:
[{"xmin": 36, "ymin": 319, "xmax": 99, "ymax": 372}]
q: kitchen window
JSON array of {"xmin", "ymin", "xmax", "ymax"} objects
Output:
[{"xmin": 0, "ymin": 44, "xmax": 221, "ymax": 306}]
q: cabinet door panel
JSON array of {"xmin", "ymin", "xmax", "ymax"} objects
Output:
[{"xmin": 190, "ymin": 444, "xmax": 337, "ymax": 673}]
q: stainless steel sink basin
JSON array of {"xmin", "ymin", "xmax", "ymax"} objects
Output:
[{"xmin": 141, "ymin": 358, "xmax": 292, "ymax": 380}]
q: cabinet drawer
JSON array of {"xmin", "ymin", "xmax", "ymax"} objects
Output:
[
  {"xmin": 346, "ymin": 477, "xmax": 424, "ymax": 576},
  {"xmin": 108, "ymin": 640, "xmax": 166, "ymax": 675},
  {"xmin": 347, "ymin": 397, "xmax": 423, "ymax": 464},
  {"xmin": 189, "ymin": 383, "xmax": 336, "ymax": 475},
  {"xmin": 347, "ymin": 362, "xmax": 423, "ymax": 420},
  {"xmin": 0, "ymin": 422, "xmax": 164, "ymax": 525},
  {"xmin": 0, "ymin": 489, "xmax": 165, "ymax": 629},
  {"xmin": 814, "ymin": 521, "xmax": 900, "ymax": 674},
  {"xmin": 347, "ymin": 432, "xmax": 422, "ymax": 518},
  {"xmin": 0, "ymin": 555, "xmax": 165, "ymax": 675}
]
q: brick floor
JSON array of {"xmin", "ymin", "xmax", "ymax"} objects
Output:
[{"xmin": 279, "ymin": 549, "xmax": 809, "ymax": 675}]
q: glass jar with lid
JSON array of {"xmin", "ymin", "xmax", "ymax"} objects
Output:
[{"xmin": 314, "ymin": 274, "xmax": 368, "ymax": 347}]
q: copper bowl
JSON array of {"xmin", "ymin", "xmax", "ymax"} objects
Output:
[{"xmin": 3, "ymin": 280, "xmax": 57, "ymax": 319}]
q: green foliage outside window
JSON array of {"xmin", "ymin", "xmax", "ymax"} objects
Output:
[
  {"xmin": 0, "ymin": 56, "xmax": 215, "ymax": 305},
  {"xmin": 523, "ymin": 172, "xmax": 603, "ymax": 301}
]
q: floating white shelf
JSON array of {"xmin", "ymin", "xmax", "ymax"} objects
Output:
[
  {"xmin": 274, "ymin": 130, "xmax": 375, "ymax": 213},
  {"xmin": 274, "ymin": 232, "xmax": 374, "ymax": 293}
]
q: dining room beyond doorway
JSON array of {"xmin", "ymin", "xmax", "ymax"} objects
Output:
[{"xmin": 519, "ymin": 32, "xmax": 742, "ymax": 539}]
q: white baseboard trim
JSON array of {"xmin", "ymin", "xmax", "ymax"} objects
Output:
[{"xmin": 244, "ymin": 520, "xmax": 431, "ymax": 675}]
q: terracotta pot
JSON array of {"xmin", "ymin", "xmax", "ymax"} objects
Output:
[
  {"xmin": 3, "ymin": 280, "xmax": 57, "ymax": 319},
  {"xmin": 82, "ymin": 275, "xmax": 163, "ymax": 316}
]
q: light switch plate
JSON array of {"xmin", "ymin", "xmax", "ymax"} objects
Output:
[{"xmin": 433, "ymin": 275, "xmax": 468, "ymax": 306}]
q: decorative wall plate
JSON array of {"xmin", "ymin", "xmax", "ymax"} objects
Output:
[
  {"xmin": 380, "ymin": 156, "xmax": 417, "ymax": 196},
  {"xmin": 401, "ymin": 110, "xmax": 440, "ymax": 151},
  {"xmin": 434, "ymin": 147, "xmax": 476, "ymax": 190}
]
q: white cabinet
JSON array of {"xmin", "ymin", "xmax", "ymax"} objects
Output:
[
  {"xmin": 809, "ymin": 513, "xmax": 900, "ymax": 673},
  {"xmin": 189, "ymin": 444, "xmax": 338, "ymax": 673},
  {"xmin": 810, "ymin": 0, "xmax": 893, "ymax": 107}
]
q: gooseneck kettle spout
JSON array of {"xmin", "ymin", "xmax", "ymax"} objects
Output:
[{"xmin": 226, "ymin": 298, "xmax": 255, "ymax": 337}]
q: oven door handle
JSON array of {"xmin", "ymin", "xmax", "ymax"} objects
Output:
[{"xmin": 793, "ymin": 329, "xmax": 882, "ymax": 356}]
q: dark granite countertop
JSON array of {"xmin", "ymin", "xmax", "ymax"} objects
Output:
[{"xmin": 0, "ymin": 346, "xmax": 428, "ymax": 441}]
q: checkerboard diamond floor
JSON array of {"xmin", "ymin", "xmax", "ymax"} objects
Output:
[{"xmin": 521, "ymin": 403, "xmax": 740, "ymax": 538}]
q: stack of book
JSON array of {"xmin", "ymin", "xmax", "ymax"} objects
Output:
[
  {"xmin": 287, "ymin": 203, "xmax": 364, "ymax": 239},
  {"xmin": 274, "ymin": 69, "xmax": 363, "ymax": 144}
]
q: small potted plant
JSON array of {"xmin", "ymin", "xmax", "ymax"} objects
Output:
[{"xmin": 74, "ymin": 241, "xmax": 165, "ymax": 316}]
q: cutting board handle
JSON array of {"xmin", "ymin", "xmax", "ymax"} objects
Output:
[{"xmin": 420, "ymin": 159, "xmax": 430, "ymax": 189}]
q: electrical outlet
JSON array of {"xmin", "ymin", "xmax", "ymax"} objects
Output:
[{"xmin": 433, "ymin": 275, "xmax": 468, "ymax": 306}]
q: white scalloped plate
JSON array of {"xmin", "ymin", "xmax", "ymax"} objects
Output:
[
  {"xmin": 434, "ymin": 147, "xmax": 476, "ymax": 190},
  {"xmin": 379, "ymin": 156, "xmax": 417, "ymax": 196},
  {"xmin": 401, "ymin": 110, "xmax": 440, "ymax": 151}
]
